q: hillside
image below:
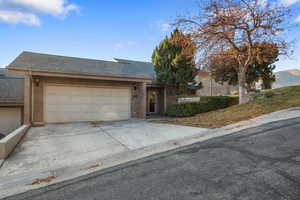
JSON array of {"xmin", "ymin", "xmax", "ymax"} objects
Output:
[
  {"xmin": 163, "ymin": 86, "xmax": 300, "ymax": 128},
  {"xmin": 273, "ymin": 69, "xmax": 300, "ymax": 88}
]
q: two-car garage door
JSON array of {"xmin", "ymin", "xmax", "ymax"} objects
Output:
[{"xmin": 45, "ymin": 85, "xmax": 131, "ymax": 123}]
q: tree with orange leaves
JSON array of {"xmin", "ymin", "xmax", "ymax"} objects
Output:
[
  {"xmin": 175, "ymin": 0, "xmax": 290, "ymax": 104},
  {"xmin": 210, "ymin": 42, "xmax": 279, "ymax": 90}
]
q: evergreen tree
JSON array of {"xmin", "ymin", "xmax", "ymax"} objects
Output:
[{"xmin": 152, "ymin": 29, "xmax": 198, "ymax": 94}]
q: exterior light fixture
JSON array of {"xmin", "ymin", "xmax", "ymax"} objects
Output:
[
  {"xmin": 34, "ymin": 78, "xmax": 40, "ymax": 87},
  {"xmin": 133, "ymin": 85, "xmax": 138, "ymax": 97}
]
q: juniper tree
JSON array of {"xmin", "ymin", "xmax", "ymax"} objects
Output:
[{"xmin": 152, "ymin": 29, "xmax": 198, "ymax": 94}]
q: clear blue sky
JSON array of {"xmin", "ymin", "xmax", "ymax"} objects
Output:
[{"xmin": 0, "ymin": 0, "xmax": 299, "ymax": 72}]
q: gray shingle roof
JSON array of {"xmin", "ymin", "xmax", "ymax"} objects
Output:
[
  {"xmin": 0, "ymin": 68, "xmax": 24, "ymax": 105},
  {"xmin": 8, "ymin": 51, "xmax": 156, "ymax": 79}
]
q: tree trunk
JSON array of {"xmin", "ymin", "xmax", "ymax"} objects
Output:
[{"xmin": 238, "ymin": 70, "xmax": 249, "ymax": 104}]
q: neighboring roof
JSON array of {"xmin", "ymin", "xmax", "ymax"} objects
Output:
[
  {"xmin": 7, "ymin": 51, "xmax": 156, "ymax": 80},
  {"xmin": 0, "ymin": 68, "xmax": 24, "ymax": 106}
]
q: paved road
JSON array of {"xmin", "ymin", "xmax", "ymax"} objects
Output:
[{"xmin": 4, "ymin": 118, "xmax": 300, "ymax": 200}]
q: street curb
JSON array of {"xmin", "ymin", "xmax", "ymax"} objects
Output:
[{"xmin": 1, "ymin": 107, "xmax": 300, "ymax": 199}]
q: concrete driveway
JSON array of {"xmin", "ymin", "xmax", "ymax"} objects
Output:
[
  {"xmin": 5, "ymin": 117, "xmax": 300, "ymax": 200},
  {"xmin": 0, "ymin": 120, "xmax": 207, "ymax": 177}
]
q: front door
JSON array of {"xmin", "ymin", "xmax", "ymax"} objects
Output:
[{"xmin": 148, "ymin": 90, "xmax": 158, "ymax": 114}]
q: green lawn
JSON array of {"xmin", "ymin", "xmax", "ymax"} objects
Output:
[{"xmin": 163, "ymin": 86, "xmax": 300, "ymax": 128}]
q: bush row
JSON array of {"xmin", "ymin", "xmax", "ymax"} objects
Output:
[{"xmin": 166, "ymin": 96, "xmax": 238, "ymax": 117}]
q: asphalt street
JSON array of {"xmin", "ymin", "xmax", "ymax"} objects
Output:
[{"xmin": 3, "ymin": 117, "xmax": 300, "ymax": 200}]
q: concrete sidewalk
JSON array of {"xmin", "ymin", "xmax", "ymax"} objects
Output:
[{"xmin": 1, "ymin": 107, "xmax": 300, "ymax": 198}]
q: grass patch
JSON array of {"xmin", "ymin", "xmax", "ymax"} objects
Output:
[{"xmin": 162, "ymin": 86, "xmax": 300, "ymax": 128}]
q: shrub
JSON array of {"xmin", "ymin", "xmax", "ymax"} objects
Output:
[
  {"xmin": 200, "ymin": 96, "xmax": 238, "ymax": 107},
  {"xmin": 165, "ymin": 103, "xmax": 198, "ymax": 117},
  {"xmin": 166, "ymin": 96, "xmax": 238, "ymax": 117},
  {"xmin": 253, "ymin": 91, "xmax": 275, "ymax": 100}
]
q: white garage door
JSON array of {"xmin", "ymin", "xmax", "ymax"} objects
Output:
[{"xmin": 45, "ymin": 85, "xmax": 131, "ymax": 123}]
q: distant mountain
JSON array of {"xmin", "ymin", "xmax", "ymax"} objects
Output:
[{"xmin": 273, "ymin": 69, "xmax": 300, "ymax": 88}]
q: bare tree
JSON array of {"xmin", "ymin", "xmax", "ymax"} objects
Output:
[{"xmin": 175, "ymin": 0, "xmax": 290, "ymax": 104}]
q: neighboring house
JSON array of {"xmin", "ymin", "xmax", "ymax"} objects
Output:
[
  {"xmin": 6, "ymin": 51, "xmax": 171, "ymax": 126},
  {"xmin": 0, "ymin": 68, "xmax": 24, "ymax": 135},
  {"xmin": 195, "ymin": 70, "xmax": 237, "ymax": 96}
]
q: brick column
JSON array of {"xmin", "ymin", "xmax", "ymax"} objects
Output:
[
  {"xmin": 138, "ymin": 82, "xmax": 147, "ymax": 118},
  {"xmin": 132, "ymin": 82, "xmax": 147, "ymax": 119},
  {"xmin": 23, "ymin": 75, "xmax": 32, "ymax": 124}
]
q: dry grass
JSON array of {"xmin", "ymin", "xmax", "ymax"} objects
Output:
[{"xmin": 162, "ymin": 86, "xmax": 300, "ymax": 128}]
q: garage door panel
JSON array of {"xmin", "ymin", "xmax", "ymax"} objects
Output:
[{"xmin": 45, "ymin": 85, "xmax": 131, "ymax": 123}]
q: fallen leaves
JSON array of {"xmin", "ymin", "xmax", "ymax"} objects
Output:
[
  {"xmin": 82, "ymin": 162, "xmax": 103, "ymax": 170},
  {"xmin": 31, "ymin": 176, "xmax": 56, "ymax": 185}
]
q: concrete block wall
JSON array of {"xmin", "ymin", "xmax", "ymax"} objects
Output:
[
  {"xmin": 0, "ymin": 107, "xmax": 22, "ymax": 135},
  {"xmin": 0, "ymin": 125, "xmax": 30, "ymax": 159}
]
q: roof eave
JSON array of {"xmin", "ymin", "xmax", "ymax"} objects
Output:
[
  {"xmin": 6, "ymin": 67, "xmax": 153, "ymax": 83},
  {"xmin": 0, "ymin": 102, "xmax": 24, "ymax": 107}
]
